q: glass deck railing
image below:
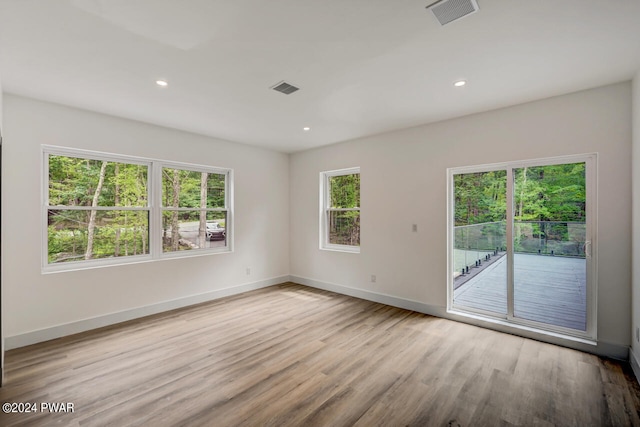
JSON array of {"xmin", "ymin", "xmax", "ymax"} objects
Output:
[
  {"xmin": 513, "ymin": 221, "xmax": 586, "ymax": 257},
  {"xmin": 454, "ymin": 221, "xmax": 506, "ymax": 278},
  {"xmin": 454, "ymin": 221, "xmax": 586, "ymax": 281}
]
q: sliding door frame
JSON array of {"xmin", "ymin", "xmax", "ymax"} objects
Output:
[{"xmin": 447, "ymin": 153, "xmax": 597, "ymax": 341}]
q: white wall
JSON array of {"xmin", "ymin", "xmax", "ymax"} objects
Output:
[
  {"xmin": 0, "ymin": 74, "xmax": 3, "ymax": 128},
  {"xmin": 2, "ymin": 94, "xmax": 290, "ymax": 348},
  {"xmin": 1, "ymin": 73, "xmax": 4, "ymax": 379},
  {"xmin": 290, "ymin": 82, "xmax": 632, "ymax": 358},
  {"xmin": 632, "ymin": 71, "xmax": 640, "ymax": 373}
]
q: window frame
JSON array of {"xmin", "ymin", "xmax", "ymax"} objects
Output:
[
  {"xmin": 319, "ymin": 167, "xmax": 361, "ymax": 253},
  {"xmin": 42, "ymin": 146, "xmax": 233, "ymax": 273},
  {"xmin": 156, "ymin": 161, "xmax": 232, "ymax": 260}
]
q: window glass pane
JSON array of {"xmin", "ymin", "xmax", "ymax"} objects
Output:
[
  {"xmin": 513, "ymin": 163, "xmax": 587, "ymax": 330},
  {"xmin": 162, "ymin": 210, "xmax": 227, "ymax": 252},
  {"xmin": 327, "ymin": 210, "xmax": 360, "ymax": 246},
  {"xmin": 206, "ymin": 173, "xmax": 226, "ymax": 209},
  {"xmin": 162, "ymin": 168, "xmax": 226, "ymax": 209},
  {"xmin": 452, "ymin": 170, "xmax": 507, "ymax": 314},
  {"xmin": 329, "ymin": 174, "xmax": 360, "ymax": 208},
  {"xmin": 48, "ymin": 209, "xmax": 149, "ymax": 263},
  {"xmin": 49, "ymin": 155, "xmax": 148, "ymax": 207}
]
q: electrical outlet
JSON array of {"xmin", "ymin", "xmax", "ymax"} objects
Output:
[
  {"xmin": 246, "ymin": 267, "xmax": 251, "ymax": 275},
  {"xmin": 371, "ymin": 275, "xmax": 376, "ymax": 283},
  {"xmin": 412, "ymin": 224, "xmax": 418, "ymax": 232}
]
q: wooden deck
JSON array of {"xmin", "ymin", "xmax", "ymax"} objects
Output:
[{"xmin": 453, "ymin": 254, "xmax": 586, "ymax": 331}]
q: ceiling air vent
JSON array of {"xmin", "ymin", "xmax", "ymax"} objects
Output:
[
  {"xmin": 271, "ymin": 81, "xmax": 300, "ymax": 95},
  {"xmin": 427, "ymin": 0, "xmax": 479, "ymax": 26}
]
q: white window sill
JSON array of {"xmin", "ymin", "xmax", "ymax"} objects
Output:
[{"xmin": 320, "ymin": 245, "xmax": 360, "ymax": 254}]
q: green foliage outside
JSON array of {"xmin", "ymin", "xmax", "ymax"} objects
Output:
[
  {"xmin": 328, "ymin": 173, "xmax": 360, "ymax": 246},
  {"xmin": 454, "ymin": 163, "xmax": 585, "ymax": 226},
  {"xmin": 454, "ymin": 170, "xmax": 507, "ymax": 226},
  {"xmin": 329, "ymin": 174, "xmax": 360, "ymax": 209},
  {"xmin": 454, "ymin": 163, "xmax": 586, "ymax": 257},
  {"xmin": 513, "ymin": 163, "xmax": 585, "ymax": 223},
  {"xmin": 48, "ymin": 156, "xmax": 149, "ymax": 263},
  {"xmin": 161, "ymin": 168, "xmax": 225, "ymax": 210},
  {"xmin": 161, "ymin": 167, "xmax": 226, "ymax": 252},
  {"xmin": 47, "ymin": 155, "xmax": 226, "ymax": 263}
]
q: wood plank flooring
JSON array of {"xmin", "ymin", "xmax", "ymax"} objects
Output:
[{"xmin": 1, "ymin": 282, "xmax": 639, "ymax": 426}]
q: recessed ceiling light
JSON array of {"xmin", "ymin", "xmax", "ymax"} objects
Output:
[
  {"xmin": 156, "ymin": 80, "xmax": 168, "ymax": 87},
  {"xmin": 303, "ymin": 127, "xmax": 311, "ymax": 131},
  {"xmin": 454, "ymin": 80, "xmax": 467, "ymax": 87}
]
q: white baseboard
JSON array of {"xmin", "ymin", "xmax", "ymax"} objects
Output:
[
  {"xmin": 290, "ymin": 275, "xmax": 447, "ymax": 317},
  {"xmin": 6, "ymin": 274, "xmax": 631, "ymax": 363},
  {"xmin": 5, "ymin": 275, "xmax": 290, "ymax": 350},
  {"xmin": 290, "ymin": 275, "xmax": 629, "ymax": 361}
]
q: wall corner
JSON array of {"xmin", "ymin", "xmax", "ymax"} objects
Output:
[{"xmin": 631, "ymin": 70, "xmax": 640, "ymax": 372}]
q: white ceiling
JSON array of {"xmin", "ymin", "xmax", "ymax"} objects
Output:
[{"xmin": 1, "ymin": 0, "xmax": 639, "ymax": 153}]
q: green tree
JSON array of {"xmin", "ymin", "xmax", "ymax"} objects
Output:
[
  {"xmin": 85, "ymin": 161, "xmax": 108, "ymax": 260},
  {"xmin": 454, "ymin": 171, "xmax": 506, "ymax": 226},
  {"xmin": 48, "ymin": 155, "xmax": 148, "ymax": 263},
  {"xmin": 328, "ymin": 173, "xmax": 360, "ymax": 246},
  {"xmin": 514, "ymin": 163, "xmax": 585, "ymax": 222}
]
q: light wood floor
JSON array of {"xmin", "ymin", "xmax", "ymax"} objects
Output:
[{"xmin": 2, "ymin": 282, "xmax": 639, "ymax": 426}]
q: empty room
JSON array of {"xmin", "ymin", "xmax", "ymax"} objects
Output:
[{"xmin": 2, "ymin": 0, "xmax": 640, "ymax": 425}]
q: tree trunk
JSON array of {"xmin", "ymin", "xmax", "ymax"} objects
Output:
[
  {"xmin": 141, "ymin": 225, "xmax": 147, "ymax": 254},
  {"xmin": 199, "ymin": 172, "xmax": 208, "ymax": 247},
  {"xmin": 171, "ymin": 169, "xmax": 180, "ymax": 251},
  {"xmin": 124, "ymin": 213, "xmax": 129, "ymax": 256},
  {"xmin": 85, "ymin": 161, "xmax": 108, "ymax": 260},
  {"xmin": 133, "ymin": 226, "xmax": 138, "ymax": 255},
  {"xmin": 518, "ymin": 167, "xmax": 527, "ymax": 219}
]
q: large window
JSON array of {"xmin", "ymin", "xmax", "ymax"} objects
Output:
[
  {"xmin": 447, "ymin": 154, "xmax": 596, "ymax": 340},
  {"xmin": 43, "ymin": 146, "xmax": 232, "ymax": 271},
  {"xmin": 320, "ymin": 167, "xmax": 360, "ymax": 252}
]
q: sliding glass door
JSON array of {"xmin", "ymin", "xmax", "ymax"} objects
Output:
[{"xmin": 448, "ymin": 154, "xmax": 596, "ymax": 339}]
